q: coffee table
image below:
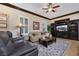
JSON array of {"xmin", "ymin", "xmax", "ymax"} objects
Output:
[{"xmin": 39, "ymin": 38, "xmax": 50, "ymax": 47}]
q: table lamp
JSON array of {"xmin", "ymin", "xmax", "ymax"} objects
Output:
[{"xmin": 16, "ymin": 23, "xmax": 23, "ymax": 36}]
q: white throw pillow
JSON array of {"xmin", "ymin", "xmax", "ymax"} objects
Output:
[
  {"xmin": 45, "ymin": 33, "xmax": 49, "ymax": 37},
  {"xmin": 11, "ymin": 29, "xmax": 20, "ymax": 38},
  {"xmin": 42, "ymin": 35, "xmax": 46, "ymax": 40}
]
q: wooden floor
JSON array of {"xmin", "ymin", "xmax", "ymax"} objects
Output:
[{"xmin": 57, "ymin": 38, "xmax": 79, "ymax": 56}]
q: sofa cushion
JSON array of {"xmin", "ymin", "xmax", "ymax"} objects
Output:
[
  {"xmin": 11, "ymin": 29, "xmax": 20, "ymax": 38},
  {"xmin": 6, "ymin": 31, "xmax": 13, "ymax": 38},
  {"xmin": 0, "ymin": 39, "xmax": 9, "ymax": 56},
  {"xmin": 32, "ymin": 33, "xmax": 36, "ymax": 36},
  {"xmin": 12, "ymin": 37, "xmax": 25, "ymax": 49},
  {"xmin": 11, "ymin": 43, "xmax": 37, "ymax": 56},
  {"xmin": 0, "ymin": 31, "xmax": 9, "ymax": 45},
  {"xmin": 29, "ymin": 32, "xmax": 42, "ymax": 42},
  {"xmin": 0, "ymin": 31, "xmax": 15, "ymax": 55},
  {"xmin": 6, "ymin": 41, "xmax": 15, "ymax": 55}
]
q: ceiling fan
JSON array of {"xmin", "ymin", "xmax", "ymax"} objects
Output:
[{"xmin": 42, "ymin": 3, "xmax": 60, "ymax": 13}]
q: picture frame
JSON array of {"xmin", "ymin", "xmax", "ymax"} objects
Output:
[
  {"xmin": 0, "ymin": 13, "xmax": 7, "ymax": 28},
  {"xmin": 33, "ymin": 21, "xmax": 40, "ymax": 30}
]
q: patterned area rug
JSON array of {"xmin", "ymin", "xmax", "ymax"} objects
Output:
[{"xmin": 30, "ymin": 39, "xmax": 69, "ymax": 56}]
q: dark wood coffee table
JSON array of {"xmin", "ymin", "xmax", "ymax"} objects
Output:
[
  {"xmin": 39, "ymin": 38, "xmax": 50, "ymax": 47},
  {"xmin": 39, "ymin": 34, "xmax": 56, "ymax": 47}
]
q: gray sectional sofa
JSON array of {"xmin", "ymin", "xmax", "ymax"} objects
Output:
[{"xmin": 0, "ymin": 31, "xmax": 38, "ymax": 56}]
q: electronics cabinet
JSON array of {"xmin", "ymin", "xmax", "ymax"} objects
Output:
[
  {"xmin": 51, "ymin": 19, "xmax": 79, "ymax": 40},
  {"xmin": 55, "ymin": 19, "xmax": 69, "ymax": 38},
  {"xmin": 69, "ymin": 21, "xmax": 78, "ymax": 40}
]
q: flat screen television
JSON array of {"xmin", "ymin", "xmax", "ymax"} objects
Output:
[{"xmin": 56, "ymin": 25, "xmax": 68, "ymax": 31}]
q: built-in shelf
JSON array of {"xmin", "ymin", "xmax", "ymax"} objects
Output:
[{"xmin": 69, "ymin": 22, "xmax": 78, "ymax": 40}]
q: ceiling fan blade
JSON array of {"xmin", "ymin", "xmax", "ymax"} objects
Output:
[
  {"xmin": 46, "ymin": 11, "xmax": 48, "ymax": 13},
  {"xmin": 52, "ymin": 10, "xmax": 55, "ymax": 12},
  {"xmin": 42, "ymin": 8, "xmax": 48, "ymax": 10},
  {"xmin": 53, "ymin": 5, "xmax": 60, "ymax": 8}
]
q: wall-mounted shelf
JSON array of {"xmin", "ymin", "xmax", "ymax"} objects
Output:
[{"xmin": 0, "ymin": 13, "xmax": 7, "ymax": 31}]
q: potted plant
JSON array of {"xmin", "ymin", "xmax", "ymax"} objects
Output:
[{"xmin": 47, "ymin": 25, "xmax": 52, "ymax": 33}]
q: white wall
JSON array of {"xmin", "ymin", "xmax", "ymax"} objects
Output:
[{"xmin": 0, "ymin": 4, "xmax": 50, "ymax": 33}]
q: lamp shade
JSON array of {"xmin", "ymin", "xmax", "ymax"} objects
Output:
[{"xmin": 16, "ymin": 23, "xmax": 23, "ymax": 28}]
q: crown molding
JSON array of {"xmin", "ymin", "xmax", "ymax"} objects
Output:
[
  {"xmin": 51, "ymin": 11, "xmax": 79, "ymax": 20},
  {"xmin": 0, "ymin": 3, "xmax": 51, "ymax": 20}
]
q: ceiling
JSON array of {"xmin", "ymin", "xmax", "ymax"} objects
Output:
[{"xmin": 11, "ymin": 3, "xmax": 79, "ymax": 19}]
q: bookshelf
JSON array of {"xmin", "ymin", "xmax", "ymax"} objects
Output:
[{"xmin": 69, "ymin": 22, "xmax": 78, "ymax": 40}]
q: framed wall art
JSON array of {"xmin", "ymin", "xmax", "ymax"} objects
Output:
[
  {"xmin": 33, "ymin": 21, "xmax": 40, "ymax": 30},
  {"xmin": 0, "ymin": 13, "xmax": 7, "ymax": 31}
]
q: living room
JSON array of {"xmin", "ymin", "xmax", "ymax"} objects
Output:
[{"xmin": 0, "ymin": 3, "xmax": 79, "ymax": 56}]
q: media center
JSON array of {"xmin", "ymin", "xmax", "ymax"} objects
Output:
[{"xmin": 51, "ymin": 18, "xmax": 79, "ymax": 40}]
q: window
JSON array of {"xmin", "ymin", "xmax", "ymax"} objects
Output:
[
  {"xmin": 20, "ymin": 17, "xmax": 29, "ymax": 35},
  {"xmin": 42, "ymin": 23, "xmax": 46, "ymax": 32},
  {"xmin": 41, "ymin": 21, "xmax": 47, "ymax": 32}
]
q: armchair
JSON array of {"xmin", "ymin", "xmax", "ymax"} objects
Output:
[
  {"xmin": 41, "ymin": 32, "xmax": 56, "ymax": 42},
  {"xmin": 29, "ymin": 32, "xmax": 41, "ymax": 42}
]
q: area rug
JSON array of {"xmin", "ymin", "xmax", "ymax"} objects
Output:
[{"xmin": 30, "ymin": 39, "xmax": 69, "ymax": 56}]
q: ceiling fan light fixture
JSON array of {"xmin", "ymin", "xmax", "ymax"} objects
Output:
[
  {"xmin": 42, "ymin": 3, "xmax": 60, "ymax": 13},
  {"xmin": 48, "ymin": 8, "xmax": 52, "ymax": 11}
]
